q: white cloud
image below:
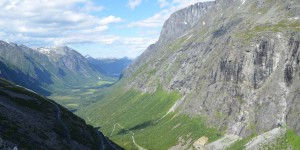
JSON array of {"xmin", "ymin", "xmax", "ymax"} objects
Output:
[
  {"xmin": 117, "ymin": 37, "xmax": 158, "ymax": 58},
  {"xmin": 127, "ymin": 8, "xmax": 172, "ymax": 28},
  {"xmin": 158, "ymin": 0, "xmax": 170, "ymax": 8},
  {"xmin": 99, "ymin": 16, "xmax": 123, "ymax": 25},
  {"xmin": 0, "ymin": 0, "xmax": 123, "ymax": 46},
  {"xmin": 73, "ymin": 36, "xmax": 158, "ymax": 58},
  {"xmin": 81, "ymin": 26, "xmax": 109, "ymax": 34},
  {"xmin": 80, "ymin": 1, "xmax": 103, "ymax": 12},
  {"xmin": 127, "ymin": 0, "xmax": 143, "ymax": 10},
  {"xmin": 128, "ymin": 13, "xmax": 165, "ymax": 28},
  {"xmin": 53, "ymin": 35, "xmax": 120, "ymax": 45},
  {"xmin": 172, "ymin": 0, "xmax": 211, "ymax": 8},
  {"xmin": 128, "ymin": 0, "xmax": 211, "ymax": 28}
]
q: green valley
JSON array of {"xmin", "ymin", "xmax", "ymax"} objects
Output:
[
  {"xmin": 49, "ymin": 80, "xmax": 115, "ymax": 112},
  {"xmin": 77, "ymin": 81, "xmax": 222, "ymax": 149}
]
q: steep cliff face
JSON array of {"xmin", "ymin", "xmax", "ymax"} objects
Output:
[
  {"xmin": 128, "ymin": 2, "xmax": 215, "ymax": 78},
  {"xmin": 81, "ymin": 0, "xmax": 300, "ymax": 149},
  {"xmin": 125, "ymin": 0, "xmax": 300, "ymax": 147},
  {"xmin": 158, "ymin": 1, "xmax": 215, "ymax": 44}
]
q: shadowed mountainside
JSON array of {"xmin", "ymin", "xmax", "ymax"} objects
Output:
[{"xmin": 0, "ymin": 77, "xmax": 122, "ymax": 150}]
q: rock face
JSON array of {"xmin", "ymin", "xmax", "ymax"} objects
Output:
[
  {"xmin": 0, "ymin": 78, "xmax": 121, "ymax": 150},
  {"xmin": 158, "ymin": 1, "xmax": 215, "ymax": 44},
  {"xmin": 124, "ymin": 0, "xmax": 300, "ymax": 142}
]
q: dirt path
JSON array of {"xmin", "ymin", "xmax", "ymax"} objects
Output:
[
  {"xmin": 18, "ymin": 86, "xmax": 72, "ymax": 143},
  {"xmin": 9, "ymin": 85, "xmax": 115, "ymax": 149},
  {"xmin": 110, "ymin": 124, "xmax": 117, "ymax": 137},
  {"xmin": 47, "ymin": 99, "xmax": 71, "ymax": 143}
]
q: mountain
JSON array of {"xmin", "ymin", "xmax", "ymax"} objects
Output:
[
  {"xmin": 86, "ymin": 56, "xmax": 133, "ymax": 77},
  {"xmin": 35, "ymin": 46, "xmax": 106, "ymax": 85},
  {"xmin": 0, "ymin": 41, "xmax": 106, "ymax": 96},
  {"xmin": 78, "ymin": 0, "xmax": 300, "ymax": 149},
  {"xmin": 0, "ymin": 41, "xmax": 54, "ymax": 95},
  {"xmin": 0, "ymin": 77, "xmax": 121, "ymax": 150}
]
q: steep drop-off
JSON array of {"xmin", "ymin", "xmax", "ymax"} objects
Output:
[
  {"xmin": 0, "ymin": 78, "xmax": 121, "ymax": 150},
  {"xmin": 79, "ymin": 0, "xmax": 300, "ymax": 149}
]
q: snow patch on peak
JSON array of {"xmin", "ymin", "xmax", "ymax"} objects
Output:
[
  {"xmin": 38, "ymin": 48, "xmax": 51, "ymax": 55},
  {"xmin": 241, "ymin": 0, "xmax": 246, "ymax": 5}
]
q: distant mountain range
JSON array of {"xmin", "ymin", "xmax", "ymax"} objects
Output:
[
  {"xmin": 0, "ymin": 41, "xmax": 132, "ymax": 96},
  {"xmin": 85, "ymin": 56, "xmax": 133, "ymax": 77}
]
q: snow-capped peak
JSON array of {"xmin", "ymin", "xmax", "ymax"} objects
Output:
[{"xmin": 38, "ymin": 48, "xmax": 51, "ymax": 55}]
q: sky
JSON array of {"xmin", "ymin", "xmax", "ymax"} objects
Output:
[{"xmin": 0, "ymin": 0, "xmax": 211, "ymax": 58}]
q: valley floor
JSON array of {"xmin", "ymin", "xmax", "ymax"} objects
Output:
[{"xmin": 49, "ymin": 80, "xmax": 115, "ymax": 112}]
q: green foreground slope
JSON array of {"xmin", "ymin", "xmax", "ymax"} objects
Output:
[{"xmin": 77, "ymin": 81, "xmax": 222, "ymax": 149}]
